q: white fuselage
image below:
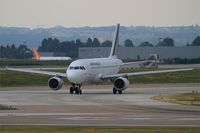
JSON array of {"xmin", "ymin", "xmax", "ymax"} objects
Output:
[
  {"xmin": 66, "ymin": 57, "xmax": 122, "ymax": 84},
  {"xmin": 39, "ymin": 57, "xmax": 71, "ymax": 61}
]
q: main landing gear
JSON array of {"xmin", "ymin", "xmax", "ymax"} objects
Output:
[
  {"xmin": 70, "ymin": 84, "xmax": 82, "ymax": 95},
  {"xmin": 69, "ymin": 84, "xmax": 123, "ymax": 95},
  {"xmin": 113, "ymin": 87, "xmax": 122, "ymax": 94}
]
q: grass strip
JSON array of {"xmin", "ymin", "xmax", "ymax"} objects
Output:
[
  {"xmin": 0, "ymin": 105, "xmax": 17, "ymax": 110},
  {"xmin": 153, "ymin": 93, "xmax": 200, "ymax": 106},
  {"xmin": 1, "ymin": 68, "xmax": 200, "ymax": 87},
  {"xmin": 0, "ymin": 127, "xmax": 200, "ymax": 133}
]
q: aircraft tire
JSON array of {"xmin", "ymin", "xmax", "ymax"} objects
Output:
[
  {"xmin": 75, "ymin": 87, "xmax": 79, "ymax": 94},
  {"xmin": 79, "ymin": 89, "xmax": 82, "ymax": 95},
  {"xmin": 70, "ymin": 87, "xmax": 74, "ymax": 94},
  {"xmin": 118, "ymin": 90, "xmax": 122, "ymax": 94},
  {"xmin": 113, "ymin": 87, "xmax": 117, "ymax": 94}
]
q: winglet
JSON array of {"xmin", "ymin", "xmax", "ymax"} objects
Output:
[
  {"xmin": 109, "ymin": 24, "xmax": 120, "ymax": 57},
  {"xmin": 32, "ymin": 48, "xmax": 40, "ymax": 60}
]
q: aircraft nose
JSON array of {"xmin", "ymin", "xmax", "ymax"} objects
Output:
[{"xmin": 67, "ymin": 70, "xmax": 83, "ymax": 84}]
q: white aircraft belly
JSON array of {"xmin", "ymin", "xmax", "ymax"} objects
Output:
[{"xmin": 85, "ymin": 66, "xmax": 119, "ymax": 83}]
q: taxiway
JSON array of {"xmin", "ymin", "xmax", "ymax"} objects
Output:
[{"xmin": 0, "ymin": 85, "xmax": 200, "ymax": 127}]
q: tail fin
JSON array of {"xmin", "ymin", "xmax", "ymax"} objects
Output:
[
  {"xmin": 109, "ymin": 24, "xmax": 120, "ymax": 57},
  {"xmin": 32, "ymin": 48, "xmax": 40, "ymax": 60}
]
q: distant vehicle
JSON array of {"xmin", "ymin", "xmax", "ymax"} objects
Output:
[
  {"xmin": 141, "ymin": 54, "xmax": 159, "ymax": 68},
  {"xmin": 120, "ymin": 54, "xmax": 159, "ymax": 70},
  {"xmin": 7, "ymin": 24, "xmax": 193, "ymax": 94},
  {"xmin": 32, "ymin": 48, "xmax": 71, "ymax": 61}
]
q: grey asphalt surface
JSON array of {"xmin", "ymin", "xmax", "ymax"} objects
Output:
[{"xmin": 0, "ymin": 85, "xmax": 200, "ymax": 127}]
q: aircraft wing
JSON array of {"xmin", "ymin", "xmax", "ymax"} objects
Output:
[
  {"xmin": 6, "ymin": 67, "xmax": 67, "ymax": 77},
  {"xmin": 121, "ymin": 60, "xmax": 155, "ymax": 66},
  {"xmin": 101, "ymin": 68, "xmax": 193, "ymax": 79}
]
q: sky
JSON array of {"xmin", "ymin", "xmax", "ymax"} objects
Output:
[{"xmin": 0, "ymin": 0, "xmax": 200, "ymax": 28}]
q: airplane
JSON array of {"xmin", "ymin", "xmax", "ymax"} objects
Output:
[
  {"xmin": 32, "ymin": 48, "xmax": 71, "ymax": 61},
  {"xmin": 7, "ymin": 24, "xmax": 193, "ymax": 95}
]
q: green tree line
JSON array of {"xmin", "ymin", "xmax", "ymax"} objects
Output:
[
  {"xmin": 0, "ymin": 44, "xmax": 32, "ymax": 59},
  {"xmin": 1, "ymin": 36, "xmax": 200, "ymax": 59}
]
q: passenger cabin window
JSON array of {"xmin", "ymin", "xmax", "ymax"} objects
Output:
[{"xmin": 69, "ymin": 66, "xmax": 85, "ymax": 70}]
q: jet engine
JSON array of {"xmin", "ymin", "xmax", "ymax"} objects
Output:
[
  {"xmin": 114, "ymin": 77, "xmax": 129, "ymax": 91},
  {"xmin": 48, "ymin": 76, "xmax": 64, "ymax": 91}
]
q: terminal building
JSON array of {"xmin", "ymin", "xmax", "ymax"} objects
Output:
[{"xmin": 79, "ymin": 46, "xmax": 200, "ymax": 60}]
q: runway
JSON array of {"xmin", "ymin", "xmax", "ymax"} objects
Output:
[{"xmin": 0, "ymin": 85, "xmax": 200, "ymax": 127}]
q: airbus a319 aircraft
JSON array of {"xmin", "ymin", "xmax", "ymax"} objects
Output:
[
  {"xmin": 32, "ymin": 48, "xmax": 71, "ymax": 61},
  {"xmin": 7, "ymin": 24, "xmax": 193, "ymax": 94}
]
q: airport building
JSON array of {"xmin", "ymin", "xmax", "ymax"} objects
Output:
[
  {"xmin": 40, "ymin": 52, "xmax": 65, "ymax": 57},
  {"xmin": 79, "ymin": 46, "xmax": 200, "ymax": 60}
]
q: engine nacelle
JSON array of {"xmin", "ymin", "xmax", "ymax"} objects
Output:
[
  {"xmin": 48, "ymin": 76, "xmax": 64, "ymax": 91},
  {"xmin": 114, "ymin": 77, "xmax": 129, "ymax": 91}
]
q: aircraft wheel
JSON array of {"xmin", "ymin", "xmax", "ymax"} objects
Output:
[
  {"xmin": 79, "ymin": 89, "xmax": 82, "ymax": 95},
  {"xmin": 70, "ymin": 87, "xmax": 74, "ymax": 94},
  {"xmin": 118, "ymin": 90, "xmax": 122, "ymax": 94},
  {"xmin": 80, "ymin": 89, "xmax": 82, "ymax": 95},
  {"xmin": 113, "ymin": 87, "xmax": 117, "ymax": 94},
  {"xmin": 75, "ymin": 87, "xmax": 79, "ymax": 94}
]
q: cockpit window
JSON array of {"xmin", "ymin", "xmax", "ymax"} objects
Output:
[
  {"xmin": 80, "ymin": 66, "xmax": 85, "ymax": 70},
  {"xmin": 74, "ymin": 66, "xmax": 79, "ymax": 70},
  {"xmin": 69, "ymin": 66, "xmax": 86, "ymax": 70}
]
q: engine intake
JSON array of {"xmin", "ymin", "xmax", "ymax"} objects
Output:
[
  {"xmin": 48, "ymin": 76, "xmax": 64, "ymax": 91},
  {"xmin": 114, "ymin": 77, "xmax": 129, "ymax": 91}
]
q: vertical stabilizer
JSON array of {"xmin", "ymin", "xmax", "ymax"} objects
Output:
[
  {"xmin": 32, "ymin": 48, "xmax": 40, "ymax": 60},
  {"xmin": 109, "ymin": 24, "xmax": 120, "ymax": 57}
]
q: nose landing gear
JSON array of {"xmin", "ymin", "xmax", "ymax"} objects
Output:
[{"xmin": 70, "ymin": 84, "xmax": 82, "ymax": 95}]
